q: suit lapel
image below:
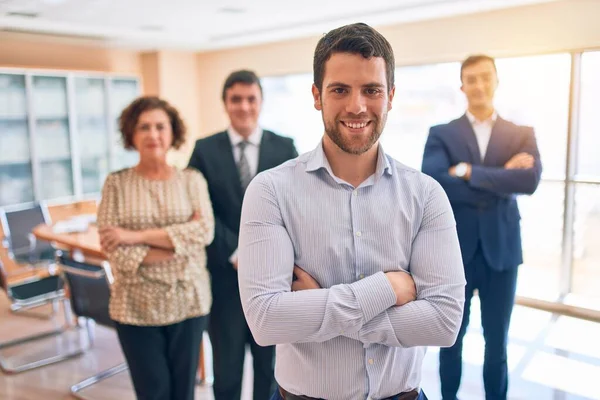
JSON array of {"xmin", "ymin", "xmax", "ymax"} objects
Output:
[
  {"xmin": 217, "ymin": 132, "xmax": 244, "ymax": 199},
  {"xmin": 457, "ymin": 114, "xmax": 482, "ymax": 164},
  {"xmin": 257, "ymin": 130, "xmax": 272, "ymax": 173},
  {"xmin": 483, "ymin": 117, "xmax": 509, "ymax": 166}
]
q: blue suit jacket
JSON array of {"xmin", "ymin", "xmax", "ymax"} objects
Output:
[{"xmin": 422, "ymin": 114, "xmax": 542, "ymax": 271}]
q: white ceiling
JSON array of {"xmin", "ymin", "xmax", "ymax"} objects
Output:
[{"xmin": 0, "ymin": 0, "xmax": 558, "ymax": 51}]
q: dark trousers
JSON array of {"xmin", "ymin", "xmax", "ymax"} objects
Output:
[
  {"xmin": 115, "ymin": 316, "xmax": 207, "ymax": 400},
  {"xmin": 209, "ymin": 293, "xmax": 275, "ymax": 400},
  {"xmin": 439, "ymin": 245, "xmax": 518, "ymax": 400}
]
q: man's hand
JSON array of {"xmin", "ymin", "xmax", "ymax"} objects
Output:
[
  {"xmin": 385, "ymin": 271, "xmax": 417, "ymax": 306},
  {"xmin": 292, "ymin": 266, "xmax": 321, "ymax": 291},
  {"xmin": 99, "ymin": 227, "xmax": 141, "ymax": 253},
  {"xmin": 505, "ymin": 153, "xmax": 534, "ymax": 170},
  {"xmin": 232, "ymin": 259, "xmax": 238, "ymax": 270}
]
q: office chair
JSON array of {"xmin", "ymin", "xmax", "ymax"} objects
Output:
[
  {"xmin": 0, "ymin": 257, "xmax": 87, "ymax": 373},
  {"xmin": 0, "ymin": 202, "xmax": 56, "ymax": 266},
  {"xmin": 57, "ymin": 253, "xmax": 129, "ymax": 400}
]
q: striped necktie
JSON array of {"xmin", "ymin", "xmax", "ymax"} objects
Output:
[{"xmin": 237, "ymin": 140, "xmax": 252, "ymax": 191}]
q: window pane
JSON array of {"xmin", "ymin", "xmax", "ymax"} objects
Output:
[
  {"xmin": 383, "ymin": 62, "xmax": 464, "ymax": 169},
  {"xmin": 32, "ymin": 76, "xmax": 74, "ymax": 199},
  {"xmin": 111, "ymin": 79, "xmax": 139, "ymax": 170},
  {"xmin": 577, "ymin": 51, "xmax": 600, "ymax": 179},
  {"xmin": 0, "ymin": 74, "xmax": 34, "ymax": 206},
  {"xmin": 517, "ymin": 181, "xmax": 564, "ymax": 300},
  {"xmin": 75, "ymin": 77, "xmax": 109, "ymax": 193},
  {"xmin": 0, "ymin": 164, "xmax": 34, "ymax": 206},
  {"xmin": 261, "ymin": 73, "xmax": 321, "ymax": 154},
  {"xmin": 569, "ymin": 183, "xmax": 600, "ymax": 310},
  {"xmin": 0, "ymin": 74, "xmax": 27, "ymax": 117},
  {"xmin": 39, "ymin": 160, "xmax": 74, "ymax": 199},
  {"xmin": 494, "ymin": 54, "xmax": 571, "ymax": 179},
  {"xmin": 81, "ymin": 157, "xmax": 109, "ymax": 194}
]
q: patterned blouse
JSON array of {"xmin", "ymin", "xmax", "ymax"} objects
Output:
[{"xmin": 97, "ymin": 167, "xmax": 214, "ymax": 326}]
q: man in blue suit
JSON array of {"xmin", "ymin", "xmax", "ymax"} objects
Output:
[{"xmin": 422, "ymin": 55, "xmax": 542, "ymax": 400}]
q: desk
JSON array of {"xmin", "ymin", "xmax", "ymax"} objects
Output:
[
  {"xmin": 32, "ymin": 224, "xmax": 104, "ymax": 259},
  {"xmin": 31, "ymin": 223, "xmax": 210, "ymax": 383}
]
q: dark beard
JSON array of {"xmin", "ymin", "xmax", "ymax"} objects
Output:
[{"xmin": 323, "ymin": 113, "xmax": 386, "ymax": 155}]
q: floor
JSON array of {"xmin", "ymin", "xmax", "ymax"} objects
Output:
[{"xmin": 1, "ymin": 294, "xmax": 599, "ymax": 400}]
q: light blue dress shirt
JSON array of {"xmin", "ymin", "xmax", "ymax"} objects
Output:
[{"xmin": 238, "ymin": 141, "xmax": 466, "ymax": 400}]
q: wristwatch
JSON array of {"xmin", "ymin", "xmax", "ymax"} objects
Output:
[{"xmin": 455, "ymin": 162, "xmax": 468, "ymax": 179}]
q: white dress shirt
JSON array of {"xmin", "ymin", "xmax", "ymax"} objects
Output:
[
  {"xmin": 238, "ymin": 141, "xmax": 466, "ymax": 399},
  {"xmin": 466, "ymin": 110, "xmax": 497, "ymax": 161},
  {"xmin": 227, "ymin": 126, "xmax": 263, "ymax": 264},
  {"xmin": 227, "ymin": 126, "xmax": 263, "ymax": 178}
]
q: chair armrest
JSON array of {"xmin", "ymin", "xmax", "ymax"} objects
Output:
[{"xmin": 59, "ymin": 264, "xmax": 106, "ymax": 280}]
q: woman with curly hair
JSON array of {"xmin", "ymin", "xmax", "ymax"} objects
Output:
[{"xmin": 97, "ymin": 96, "xmax": 214, "ymax": 400}]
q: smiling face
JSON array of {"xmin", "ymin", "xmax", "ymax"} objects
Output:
[
  {"xmin": 132, "ymin": 108, "xmax": 173, "ymax": 161},
  {"xmin": 312, "ymin": 52, "xmax": 395, "ymax": 155},
  {"xmin": 223, "ymin": 82, "xmax": 262, "ymax": 138},
  {"xmin": 461, "ymin": 59, "xmax": 498, "ymax": 112}
]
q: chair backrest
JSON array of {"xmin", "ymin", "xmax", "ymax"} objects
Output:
[
  {"xmin": 57, "ymin": 254, "xmax": 114, "ymax": 328},
  {"xmin": 0, "ymin": 259, "xmax": 8, "ymax": 293},
  {"xmin": 0, "ymin": 203, "xmax": 53, "ymax": 258}
]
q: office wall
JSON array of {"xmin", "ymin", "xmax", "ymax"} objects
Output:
[
  {"xmin": 156, "ymin": 51, "xmax": 202, "ymax": 167},
  {"xmin": 195, "ymin": 0, "xmax": 600, "ymax": 142},
  {"xmin": 0, "ymin": 32, "xmax": 141, "ymax": 74}
]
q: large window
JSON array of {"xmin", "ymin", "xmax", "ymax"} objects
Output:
[
  {"xmin": 495, "ymin": 54, "xmax": 571, "ymax": 300},
  {"xmin": 261, "ymin": 74, "xmax": 321, "ymax": 154},
  {"xmin": 0, "ymin": 74, "xmax": 34, "ymax": 206},
  {"xmin": 576, "ymin": 51, "xmax": 600, "ymax": 179},
  {"xmin": 261, "ymin": 51, "xmax": 598, "ymax": 309},
  {"xmin": 495, "ymin": 54, "xmax": 571, "ymax": 179},
  {"xmin": 383, "ymin": 62, "xmax": 463, "ymax": 169},
  {"xmin": 569, "ymin": 51, "xmax": 600, "ymax": 308}
]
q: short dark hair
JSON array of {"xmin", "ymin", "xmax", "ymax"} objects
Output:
[
  {"xmin": 119, "ymin": 96, "xmax": 186, "ymax": 150},
  {"xmin": 460, "ymin": 54, "xmax": 497, "ymax": 81},
  {"xmin": 222, "ymin": 70, "xmax": 263, "ymax": 102},
  {"xmin": 313, "ymin": 23, "xmax": 395, "ymax": 92}
]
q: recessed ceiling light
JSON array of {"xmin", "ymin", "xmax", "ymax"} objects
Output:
[
  {"xmin": 6, "ymin": 11, "xmax": 39, "ymax": 18},
  {"xmin": 40, "ymin": 0, "xmax": 68, "ymax": 4},
  {"xmin": 218, "ymin": 7, "xmax": 246, "ymax": 14}
]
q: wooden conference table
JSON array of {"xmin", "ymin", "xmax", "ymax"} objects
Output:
[{"xmin": 32, "ymin": 223, "xmax": 209, "ymax": 384}]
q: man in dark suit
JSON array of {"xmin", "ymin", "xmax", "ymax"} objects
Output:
[
  {"xmin": 188, "ymin": 70, "xmax": 298, "ymax": 400},
  {"xmin": 422, "ymin": 55, "xmax": 542, "ymax": 400}
]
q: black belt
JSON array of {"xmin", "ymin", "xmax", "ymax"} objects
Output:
[{"xmin": 279, "ymin": 386, "xmax": 419, "ymax": 400}]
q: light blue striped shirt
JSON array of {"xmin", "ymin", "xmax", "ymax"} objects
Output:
[{"xmin": 238, "ymin": 141, "xmax": 466, "ymax": 400}]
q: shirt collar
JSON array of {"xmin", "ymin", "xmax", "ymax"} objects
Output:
[
  {"xmin": 227, "ymin": 125, "xmax": 263, "ymax": 147},
  {"xmin": 466, "ymin": 109, "xmax": 497, "ymax": 125},
  {"xmin": 305, "ymin": 139, "xmax": 393, "ymax": 180}
]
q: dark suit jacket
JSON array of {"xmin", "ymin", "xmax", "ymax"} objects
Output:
[
  {"xmin": 422, "ymin": 114, "xmax": 542, "ymax": 271},
  {"xmin": 188, "ymin": 129, "xmax": 298, "ymax": 299}
]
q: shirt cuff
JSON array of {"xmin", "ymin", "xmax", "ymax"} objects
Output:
[{"xmin": 350, "ymin": 271, "xmax": 397, "ymax": 322}]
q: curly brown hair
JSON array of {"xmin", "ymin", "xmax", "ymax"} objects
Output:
[{"xmin": 118, "ymin": 96, "xmax": 186, "ymax": 150}]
